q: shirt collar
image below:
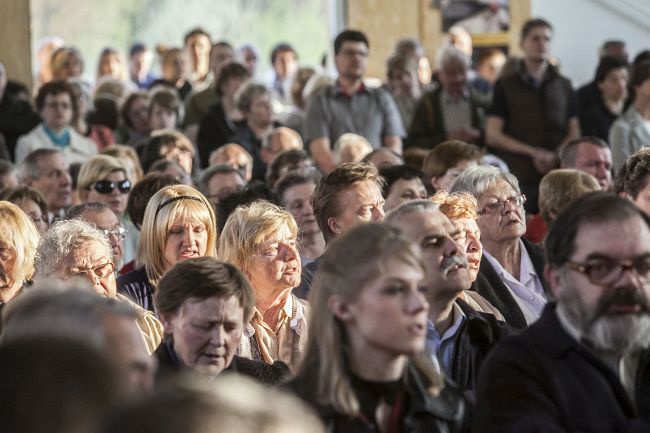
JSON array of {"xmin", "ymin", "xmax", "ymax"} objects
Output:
[
  {"xmin": 334, "ymin": 80, "xmax": 367, "ymax": 97},
  {"xmin": 441, "ymin": 88, "xmax": 470, "ymax": 103},
  {"xmin": 483, "ymin": 240, "xmax": 539, "ymax": 283},
  {"xmin": 426, "ymin": 302, "xmax": 466, "ymax": 342}
]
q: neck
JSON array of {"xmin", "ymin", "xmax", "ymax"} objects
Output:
[
  {"xmin": 429, "ymin": 292, "xmax": 460, "ymax": 335},
  {"xmin": 348, "ymin": 344, "xmax": 407, "ymax": 382},
  {"xmin": 484, "ymin": 239, "xmax": 521, "ymax": 278},
  {"xmin": 254, "ymin": 286, "xmax": 292, "ymax": 330},
  {"xmin": 634, "ymin": 97, "xmax": 650, "ymax": 120},
  {"xmin": 0, "ymin": 284, "xmax": 21, "ymax": 303},
  {"xmin": 222, "ymin": 97, "xmax": 241, "ymax": 119},
  {"xmin": 523, "ymin": 58, "xmax": 548, "ymax": 81},
  {"xmin": 248, "ymin": 120, "xmax": 272, "ymax": 138},
  {"xmin": 45, "ymin": 123, "xmax": 66, "ymax": 135},
  {"xmin": 338, "ymin": 76, "xmax": 363, "ymax": 93},
  {"xmin": 604, "ymin": 97, "xmax": 625, "ymax": 115}
]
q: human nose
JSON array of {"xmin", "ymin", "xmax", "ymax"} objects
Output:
[
  {"xmin": 371, "ymin": 204, "xmax": 385, "ymax": 221},
  {"xmin": 209, "ymin": 325, "xmax": 225, "ymax": 347},
  {"xmin": 182, "ymin": 228, "xmax": 195, "ymax": 245},
  {"xmin": 406, "ymin": 288, "xmax": 429, "ymax": 315}
]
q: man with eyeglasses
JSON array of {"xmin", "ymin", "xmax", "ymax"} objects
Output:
[
  {"xmin": 34, "ymin": 218, "xmax": 164, "ymax": 355},
  {"xmin": 14, "ymin": 81, "xmax": 96, "ymax": 165},
  {"xmin": 474, "ymin": 192, "xmax": 650, "ymax": 432},
  {"xmin": 66, "ymin": 202, "xmax": 127, "ymax": 272},
  {"xmin": 304, "ymin": 29, "xmax": 405, "ymax": 173}
]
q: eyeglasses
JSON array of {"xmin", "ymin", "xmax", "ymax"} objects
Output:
[
  {"xmin": 66, "ymin": 262, "xmax": 115, "ymax": 281},
  {"xmin": 92, "ymin": 179, "xmax": 131, "ymax": 195},
  {"xmin": 101, "ymin": 226, "xmax": 127, "ymax": 240},
  {"xmin": 478, "ymin": 194, "xmax": 526, "ymax": 216},
  {"xmin": 565, "ymin": 257, "xmax": 650, "ymax": 286}
]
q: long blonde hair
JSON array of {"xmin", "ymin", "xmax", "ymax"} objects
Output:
[
  {"xmin": 296, "ymin": 222, "xmax": 443, "ymax": 416},
  {"xmin": 0, "ymin": 201, "xmax": 40, "ymax": 295}
]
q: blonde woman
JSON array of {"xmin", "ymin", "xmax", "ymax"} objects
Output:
[
  {"xmin": 0, "ymin": 201, "xmax": 40, "ymax": 303},
  {"xmin": 287, "ymin": 223, "xmax": 465, "ymax": 432},
  {"xmin": 117, "ymin": 185, "xmax": 216, "ymax": 312},
  {"xmin": 218, "ymin": 200, "xmax": 308, "ymax": 369}
]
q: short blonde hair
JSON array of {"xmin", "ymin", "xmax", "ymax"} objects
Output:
[
  {"xmin": 218, "ymin": 201, "xmax": 298, "ymax": 276},
  {"xmin": 0, "ymin": 201, "xmax": 40, "ymax": 289},
  {"xmin": 539, "ymin": 169, "xmax": 600, "ymax": 225},
  {"xmin": 138, "ymin": 185, "xmax": 217, "ymax": 286},
  {"xmin": 431, "ymin": 190, "xmax": 478, "ymax": 220},
  {"xmin": 77, "ymin": 155, "xmax": 128, "ymax": 203},
  {"xmin": 102, "ymin": 145, "xmax": 144, "ymax": 184}
]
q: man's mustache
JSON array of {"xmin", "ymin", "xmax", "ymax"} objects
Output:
[
  {"xmin": 441, "ymin": 254, "xmax": 469, "ymax": 276},
  {"xmin": 587, "ymin": 287, "xmax": 650, "ymax": 326}
]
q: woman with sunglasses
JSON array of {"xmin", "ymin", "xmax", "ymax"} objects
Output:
[
  {"xmin": 117, "ymin": 184, "xmax": 217, "ymax": 312},
  {"xmin": 77, "ymin": 155, "xmax": 137, "ymax": 264}
]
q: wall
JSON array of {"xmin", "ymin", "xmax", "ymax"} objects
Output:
[
  {"xmin": 531, "ymin": 0, "xmax": 650, "ymax": 86},
  {"xmin": 0, "ymin": 0, "xmax": 32, "ymax": 89}
]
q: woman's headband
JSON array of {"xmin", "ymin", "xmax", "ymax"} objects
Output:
[{"xmin": 154, "ymin": 195, "xmax": 205, "ymax": 219}]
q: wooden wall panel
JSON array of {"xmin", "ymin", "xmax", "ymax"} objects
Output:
[{"xmin": 0, "ymin": 0, "xmax": 33, "ymax": 90}]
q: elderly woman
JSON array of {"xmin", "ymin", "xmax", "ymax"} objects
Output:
[
  {"xmin": 33, "ymin": 218, "xmax": 163, "ymax": 353},
  {"xmin": 450, "ymin": 165, "xmax": 547, "ymax": 328},
  {"xmin": 287, "ymin": 223, "xmax": 465, "ymax": 432},
  {"xmin": 0, "ymin": 201, "xmax": 40, "ymax": 303},
  {"xmin": 117, "ymin": 185, "xmax": 217, "ymax": 312},
  {"xmin": 154, "ymin": 257, "xmax": 289, "ymax": 383},
  {"xmin": 0, "ymin": 186, "xmax": 49, "ymax": 235},
  {"xmin": 218, "ymin": 200, "xmax": 308, "ymax": 369},
  {"xmin": 77, "ymin": 155, "xmax": 137, "ymax": 263}
]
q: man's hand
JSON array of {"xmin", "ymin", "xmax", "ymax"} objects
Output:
[{"xmin": 531, "ymin": 148, "xmax": 558, "ymax": 174}]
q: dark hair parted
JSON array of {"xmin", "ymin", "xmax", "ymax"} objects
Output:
[
  {"xmin": 378, "ymin": 164, "xmax": 430, "ymax": 198},
  {"xmin": 614, "ymin": 147, "xmax": 650, "ymax": 198},
  {"xmin": 334, "ymin": 29, "xmax": 369, "ymax": 56},
  {"xmin": 312, "ymin": 162, "xmax": 385, "ymax": 243},
  {"xmin": 545, "ymin": 192, "xmax": 650, "ymax": 267},
  {"xmin": 126, "ymin": 172, "xmax": 180, "ymax": 228},
  {"xmin": 156, "ymin": 257, "xmax": 255, "ymax": 322},
  {"xmin": 520, "ymin": 18, "xmax": 553, "ymax": 40}
]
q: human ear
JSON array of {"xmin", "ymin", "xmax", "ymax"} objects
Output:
[
  {"xmin": 328, "ymin": 294, "xmax": 354, "ymax": 321},
  {"xmin": 327, "ymin": 217, "xmax": 341, "ymax": 235},
  {"xmin": 544, "ymin": 264, "xmax": 562, "ymax": 300},
  {"xmin": 159, "ymin": 312, "xmax": 176, "ymax": 335}
]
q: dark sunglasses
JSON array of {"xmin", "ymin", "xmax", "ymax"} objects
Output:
[{"xmin": 92, "ymin": 179, "xmax": 131, "ymax": 195}]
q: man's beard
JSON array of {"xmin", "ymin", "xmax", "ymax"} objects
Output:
[{"xmin": 558, "ymin": 280, "xmax": 650, "ymax": 355}]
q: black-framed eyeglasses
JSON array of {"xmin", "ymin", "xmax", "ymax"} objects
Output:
[
  {"xmin": 66, "ymin": 262, "xmax": 115, "ymax": 281},
  {"xmin": 92, "ymin": 179, "xmax": 131, "ymax": 195},
  {"xmin": 565, "ymin": 257, "xmax": 650, "ymax": 286},
  {"xmin": 478, "ymin": 194, "xmax": 526, "ymax": 216},
  {"xmin": 100, "ymin": 226, "xmax": 127, "ymax": 241}
]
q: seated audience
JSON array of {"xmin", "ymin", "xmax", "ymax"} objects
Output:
[
  {"xmin": 209, "ymin": 142, "xmax": 254, "ymax": 181},
  {"xmin": 50, "ymin": 46, "xmax": 85, "ymax": 81},
  {"xmin": 150, "ymin": 48, "xmax": 192, "ymax": 100},
  {"xmin": 526, "ymin": 169, "xmax": 600, "ymax": 244},
  {"xmin": 385, "ymin": 54, "xmax": 421, "ymax": 128},
  {"xmin": 474, "ymin": 193, "xmax": 650, "ymax": 432},
  {"xmin": 67, "ymin": 78, "xmax": 115, "ymax": 151},
  {"xmin": 473, "ymin": 48, "xmax": 506, "ymax": 95},
  {"xmin": 408, "ymin": 46, "xmax": 486, "ymax": 149},
  {"xmin": 287, "ymin": 223, "xmax": 466, "ymax": 432},
  {"xmin": 118, "ymin": 184, "xmax": 217, "ymax": 312},
  {"xmin": 577, "ymin": 40, "xmax": 629, "ymax": 114},
  {"xmin": 615, "ymin": 147, "xmax": 650, "ymax": 215},
  {"xmin": 33, "ymin": 218, "xmax": 164, "ymax": 353},
  {"xmin": 15, "ymin": 80, "xmax": 97, "ymax": 164},
  {"xmin": 261, "ymin": 126, "xmax": 303, "ymax": 167},
  {"xmin": 451, "ymin": 165, "xmax": 547, "ymax": 328},
  {"xmin": 196, "ymin": 61, "xmax": 249, "ymax": 168},
  {"xmin": 0, "ymin": 186, "xmax": 49, "ymax": 235},
  {"xmin": 197, "ymin": 164, "xmax": 246, "ymax": 206},
  {"xmin": 141, "ymin": 130, "xmax": 195, "ymax": 176},
  {"xmin": 422, "ymin": 140, "xmax": 483, "ymax": 191},
  {"xmin": 378, "ymin": 164, "xmax": 429, "ymax": 212},
  {"xmin": 18, "ymin": 148, "xmax": 73, "ymax": 223},
  {"xmin": 117, "ymin": 92, "xmax": 151, "ymax": 145},
  {"xmin": 610, "ymin": 61, "xmax": 650, "ymax": 170},
  {"xmin": 274, "ymin": 169, "xmax": 325, "ymax": 264},
  {"xmin": 361, "ymin": 147, "xmax": 404, "ymax": 168},
  {"xmin": 154, "ymin": 257, "xmax": 290, "ymax": 383},
  {"xmin": 148, "ymin": 88, "xmax": 182, "ymax": 131},
  {"xmin": 127, "ymin": 42, "xmax": 156, "ymax": 90},
  {"xmin": 265, "ymin": 148, "xmax": 314, "ymax": 189},
  {"xmin": 282, "ymin": 66, "xmax": 316, "ymax": 136},
  {"xmin": 0, "ymin": 201, "xmax": 40, "ymax": 304},
  {"xmin": 102, "ymin": 144, "xmax": 145, "ymax": 185},
  {"xmin": 394, "ymin": 37, "xmax": 433, "ymax": 89},
  {"xmin": 0, "ymin": 160, "xmax": 18, "ymax": 190},
  {"xmin": 559, "ymin": 136, "xmax": 614, "ymax": 190},
  {"xmin": 96, "ymin": 47, "xmax": 127, "ymax": 83},
  {"xmin": 219, "ymin": 201, "xmax": 308, "ymax": 369},
  {"xmin": 184, "ymin": 28, "xmax": 212, "ymax": 90},
  {"xmin": 333, "ymin": 133, "xmax": 373, "ymax": 165}
]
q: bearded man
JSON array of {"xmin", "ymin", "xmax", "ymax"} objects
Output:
[{"xmin": 474, "ymin": 192, "xmax": 650, "ymax": 432}]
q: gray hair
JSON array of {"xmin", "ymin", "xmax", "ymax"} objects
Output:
[
  {"xmin": 2, "ymin": 281, "xmax": 137, "ymax": 348},
  {"xmin": 449, "ymin": 165, "xmax": 521, "ymax": 198},
  {"xmin": 437, "ymin": 46, "xmax": 470, "ymax": 70},
  {"xmin": 17, "ymin": 148, "xmax": 62, "ymax": 182},
  {"xmin": 34, "ymin": 219, "xmax": 113, "ymax": 279},
  {"xmin": 65, "ymin": 202, "xmax": 111, "ymax": 220},
  {"xmin": 197, "ymin": 164, "xmax": 243, "ymax": 195},
  {"xmin": 384, "ymin": 199, "xmax": 439, "ymax": 225}
]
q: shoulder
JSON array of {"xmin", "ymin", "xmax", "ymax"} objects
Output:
[{"xmin": 117, "ymin": 267, "xmax": 150, "ymax": 286}]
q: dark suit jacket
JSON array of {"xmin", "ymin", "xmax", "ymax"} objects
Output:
[
  {"xmin": 473, "ymin": 303, "xmax": 650, "ymax": 433},
  {"xmin": 474, "ymin": 238, "xmax": 547, "ymax": 329}
]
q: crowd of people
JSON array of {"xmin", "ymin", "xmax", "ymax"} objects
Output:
[{"xmin": 0, "ymin": 15, "xmax": 650, "ymax": 433}]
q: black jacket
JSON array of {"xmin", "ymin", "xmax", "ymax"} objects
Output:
[
  {"xmin": 450, "ymin": 299, "xmax": 512, "ymax": 395},
  {"xmin": 474, "ymin": 239, "xmax": 547, "ymax": 329},
  {"xmin": 154, "ymin": 342, "xmax": 290, "ymax": 386},
  {"xmin": 473, "ymin": 303, "xmax": 650, "ymax": 433},
  {"xmin": 287, "ymin": 362, "xmax": 466, "ymax": 433}
]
